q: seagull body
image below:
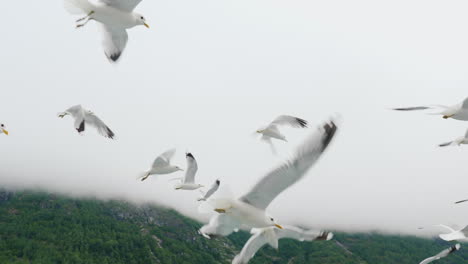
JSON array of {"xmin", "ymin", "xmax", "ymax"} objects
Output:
[
  {"xmin": 419, "ymin": 244, "xmax": 461, "ymax": 264},
  {"xmin": 0, "ymin": 124, "xmax": 8, "ymax": 135},
  {"xmin": 232, "ymin": 226, "xmax": 333, "ymax": 264},
  {"xmin": 174, "ymin": 153, "xmax": 204, "ymax": 190},
  {"xmin": 198, "ymin": 179, "xmax": 220, "ymax": 201},
  {"xmin": 58, "ymin": 105, "xmax": 115, "ymax": 139},
  {"xmin": 437, "ymin": 224, "xmax": 468, "ymax": 242},
  {"xmin": 64, "ymin": 0, "xmax": 149, "ymax": 62},
  {"xmin": 200, "ymin": 120, "xmax": 337, "ymax": 237},
  {"xmin": 256, "ymin": 115, "xmax": 308, "ymax": 142},
  {"xmin": 439, "ymin": 128, "xmax": 468, "ymax": 147},
  {"xmin": 140, "ymin": 148, "xmax": 183, "ymax": 181},
  {"xmin": 393, "ymin": 97, "xmax": 468, "ymax": 120}
]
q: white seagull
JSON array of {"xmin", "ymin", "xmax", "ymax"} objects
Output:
[
  {"xmin": 438, "ymin": 224, "xmax": 468, "ymax": 242},
  {"xmin": 139, "ymin": 148, "xmax": 183, "ymax": 181},
  {"xmin": 58, "ymin": 105, "xmax": 115, "ymax": 139},
  {"xmin": 256, "ymin": 115, "xmax": 308, "ymax": 144},
  {"xmin": 64, "ymin": 0, "xmax": 149, "ymax": 62},
  {"xmin": 174, "ymin": 153, "xmax": 204, "ymax": 190},
  {"xmin": 393, "ymin": 97, "xmax": 468, "ymax": 121},
  {"xmin": 0, "ymin": 123, "xmax": 8, "ymax": 136},
  {"xmin": 200, "ymin": 119, "xmax": 337, "ymax": 238},
  {"xmin": 232, "ymin": 226, "xmax": 333, "ymax": 264},
  {"xmin": 419, "ymin": 244, "xmax": 461, "ymax": 264},
  {"xmin": 197, "ymin": 179, "xmax": 220, "ymax": 201},
  {"xmin": 439, "ymin": 128, "xmax": 468, "ymax": 147}
]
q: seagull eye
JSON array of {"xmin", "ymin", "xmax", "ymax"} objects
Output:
[
  {"xmin": 141, "ymin": 16, "xmax": 144, "ymax": 19},
  {"xmin": 270, "ymin": 218, "xmax": 274, "ymax": 221},
  {"xmin": 1, "ymin": 124, "xmax": 4, "ymax": 127}
]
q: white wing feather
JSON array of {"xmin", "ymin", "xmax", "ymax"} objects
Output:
[
  {"xmin": 97, "ymin": 0, "xmax": 142, "ymax": 12},
  {"xmin": 419, "ymin": 244, "xmax": 461, "ymax": 264},
  {"xmin": 240, "ymin": 120, "xmax": 338, "ymax": 210},
  {"xmin": 98, "ymin": 24, "xmax": 128, "ymax": 62},
  {"xmin": 271, "ymin": 115, "xmax": 308, "ymax": 128},
  {"xmin": 198, "ymin": 180, "xmax": 220, "ymax": 201},
  {"xmin": 152, "ymin": 148, "xmax": 176, "ymax": 168},
  {"xmin": 84, "ymin": 112, "xmax": 115, "ymax": 139},
  {"xmin": 232, "ymin": 230, "xmax": 270, "ymax": 264},
  {"xmin": 183, "ymin": 153, "xmax": 198, "ymax": 184},
  {"xmin": 462, "ymin": 97, "xmax": 468, "ymax": 109}
]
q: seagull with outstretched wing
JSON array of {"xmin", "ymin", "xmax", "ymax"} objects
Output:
[
  {"xmin": 199, "ymin": 119, "xmax": 338, "ymax": 238},
  {"xmin": 58, "ymin": 105, "xmax": 115, "ymax": 139},
  {"xmin": 419, "ymin": 244, "xmax": 461, "ymax": 264},
  {"xmin": 63, "ymin": 0, "xmax": 149, "ymax": 62},
  {"xmin": 139, "ymin": 149, "xmax": 183, "ymax": 181},
  {"xmin": 174, "ymin": 153, "xmax": 204, "ymax": 190},
  {"xmin": 392, "ymin": 97, "xmax": 468, "ymax": 121}
]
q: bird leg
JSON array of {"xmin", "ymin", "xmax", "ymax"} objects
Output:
[
  {"xmin": 76, "ymin": 11, "xmax": 94, "ymax": 22},
  {"xmin": 75, "ymin": 11, "xmax": 94, "ymax": 28},
  {"xmin": 443, "ymin": 114, "xmax": 454, "ymax": 119}
]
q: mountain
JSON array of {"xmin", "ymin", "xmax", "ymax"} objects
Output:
[{"xmin": 0, "ymin": 189, "xmax": 465, "ymax": 264}]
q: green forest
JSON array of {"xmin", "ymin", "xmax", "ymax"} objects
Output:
[{"xmin": 0, "ymin": 189, "xmax": 465, "ymax": 263}]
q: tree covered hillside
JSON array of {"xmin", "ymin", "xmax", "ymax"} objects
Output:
[{"xmin": 0, "ymin": 190, "xmax": 465, "ymax": 263}]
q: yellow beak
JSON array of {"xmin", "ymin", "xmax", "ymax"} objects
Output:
[
  {"xmin": 2, "ymin": 129, "xmax": 8, "ymax": 135},
  {"xmin": 144, "ymin": 23, "xmax": 150, "ymax": 28},
  {"xmin": 274, "ymin": 224, "xmax": 283, "ymax": 229}
]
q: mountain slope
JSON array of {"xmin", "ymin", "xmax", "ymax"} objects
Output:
[{"xmin": 0, "ymin": 190, "xmax": 465, "ymax": 264}]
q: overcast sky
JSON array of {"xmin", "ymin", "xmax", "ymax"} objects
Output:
[{"xmin": 1, "ymin": 0, "xmax": 468, "ymax": 236}]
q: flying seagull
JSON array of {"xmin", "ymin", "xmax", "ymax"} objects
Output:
[
  {"xmin": 139, "ymin": 148, "xmax": 183, "ymax": 181},
  {"xmin": 198, "ymin": 179, "xmax": 220, "ymax": 201},
  {"xmin": 200, "ymin": 119, "xmax": 338, "ymax": 238},
  {"xmin": 392, "ymin": 97, "xmax": 468, "ymax": 121},
  {"xmin": 0, "ymin": 123, "xmax": 8, "ymax": 135},
  {"xmin": 58, "ymin": 105, "xmax": 115, "ymax": 139},
  {"xmin": 173, "ymin": 153, "xmax": 204, "ymax": 190},
  {"xmin": 63, "ymin": 0, "xmax": 149, "ymax": 62},
  {"xmin": 232, "ymin": 226, "xmax": 333, "ymax": 264},
  {"xmin": 439, "ymin": 128, "xmax": 468, "ymax": 147},
  {"xmin": 256, "ymin": 115, "xmax": 308, "ymax": 143},
  {"xmin": 419, "ymin": 244, "xmax": 461, "ymax": 264},
  {"xmin": 437, "ymin": 224, "xmax": 468, "ymax": 242}
]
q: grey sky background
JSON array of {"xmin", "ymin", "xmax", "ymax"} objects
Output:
[{"xmin": 1, "ymin": 0, "xmax": 468, "ymax": 235}]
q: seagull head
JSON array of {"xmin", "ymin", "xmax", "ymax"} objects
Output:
[
  {"xmin": 134, "ymin": 13, "xmax": 149, "ymax": 28},
  {"xmin": 0, "ymin": 124, "xmax": 8, "ymax": 135},
  {"xmin": 266, "ymin": 215, "xmax": 283, "ymax": 229}
]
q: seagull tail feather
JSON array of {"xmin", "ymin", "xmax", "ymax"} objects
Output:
[{"xmin": 64, "ymin": 0, "xmax": 93, "ymax": 14}]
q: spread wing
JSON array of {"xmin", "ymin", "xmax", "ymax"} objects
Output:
[
  {"xmin": 152, "ymin": 148, "xmax": 176, "ymax": 168},
  {"xmin": 462, "ymin": 97, "xmax": 468, "ymax": 109},
  {"xmin": 232, "ymin": 230, "xmax": 270, "ymax": 264},
  {"xmin": 439, "ymin": 226, "xmax": 467, "ymax": 241},
  {"xmin": 84, "ymin": 112, "xmax": 115, "ymax": 139},
  {"xmin": 419, "ymin": 244, "xmax": 461, "ymax": 264},
  {"xmin": 202, "ymin": 180, "xmax": 220, "ymax": 200},
  {"xmin": 239, "ymin": 120, "xmax": 338, "ymax": 210},
  {"xmin": 275, "ymin": 226, "xmax": 333, "ymax": 241},
  {"xmin": 98, "ymin": 23, "xmax": 128, "ymax": 62},
  {"xmin": 183, "ymin": 153, "xmax": 198, "ymax": 183},
  {"xmin": 271, "ymin": 115, "xmax": 308, "ymax": 128},
  {"xmin": 392, "ymin": 106, "xmax": 432, "ymax": 111},
  {"xmin": 199, "ymin": 214, "xmax": 240, "ymax": 239},
  {"xmin": 98, "ymin": 0, "xmax": 143, "ymax": 12}
]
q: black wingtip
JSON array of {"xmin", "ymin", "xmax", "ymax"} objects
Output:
[
  {"xmin": 106, "ymin": 127, "xmax": 115, "ymax": 139},
  {"xmin": 76, "ymin": 120, "xmax": 85, "ymax": 133},
  {"xmin": 106, "ymin": 52, "xmax": 122, "ymax": 62},
  {"xmin": 215, "ymin": 179, "xmax": 220, "ymax": 185},
  {"xmin": 296, "ymin": 118, "xmax": 308, "ymax": 128},
  {"xmin": 186, "ymin": 152, "xmax": 194, "ymax": 159},
  {"xmin": 321, "ymin": 121, "xmax": 337, "ymax": 150}
]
